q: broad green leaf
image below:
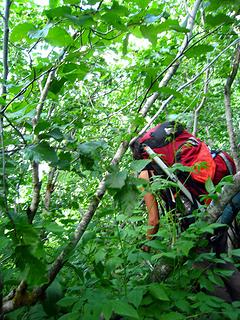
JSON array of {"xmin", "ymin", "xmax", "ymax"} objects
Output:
[
  {"xmin": 102, "ymin": 302, "xmax": 113, "ymax": 320},
  {"xmin": 59, "ymin": 63, "xmax": 89, "ymax": 81},
  {"xmin": 130, "ymin": 159, "xmax": 152, "ymax": 172},
  {"xmin": 140, "ymin": 25, "xmax": 157, "ymax": 45},
  {"xmin": 111, "ymin": 2, "xmax": 129, "ymax": 16},
  {"xmin": 45, "ymin": 27, "xmax": 72, "ymax": 47},
  {"xmin": 205, "ymin": 178, "xmax": 215, "ymax": 194},
  {"xmin": 185, "ymin": 44, "xmax": 214, "ymax": 58},
  {"xmin": 231, "ymin": 249, "xmax": 240, "ymax": 257},
  {"xmin": 112, "ymin": 300, "xmax": 139, "ymax": 319},
  {"xmin": 205, "ymin": 13, "xmax": 234, "ymax": 26},
  {"xmin": 49, "ymin": 77, "xmax": 66, "ymax": 94},
  {"xmin": 57, "ymin": 296, "xmax": 79, "ymax": 307},
  {"xmin": 48, "ymin": 127, "xmax": 64, "ymax": 141},
  {"xmin": 49, "ymin": 0, "xmax": 60, "ymax": 8},
  {"xmin": 25, "ymin": 141, "xmax": 58, "ymax": 164},
  {"xmin": 44, "ymin": 6, "xmax": 72, "ymax": 19},
  {"xmin": 57, "ymin": 152, "xmax": 71, "ymax": 170},
  {"xmin": 45, "ymin": 222, "xmax": 65, "ymax": 234},
  {"xmin": 34, "ymin": 120, "xmax": 50, "ymax": 134},
  {"xmin": 127, "ymin": 288, "xmax": 144, "ymax": 308},
  {"xmin": 178, "ymin": 239, "xmax": 194, "ymax": 256},
  {"xmin": 148, "ymin": 284, "xmax": 170, "ymax": 301},
  {"xmin": 105, "ymin": 171, "xmax": 128, "ymax": 189},
  {"xmin": 58, "ymin": 312, "xmax": 80, "ymax": 320},
  {"xmin": 10, "ymin": 23, "xmax": 36, "ymax": 42},
  {"xmin": 65, "ymin": 14, "xmax": 94, "ymax": 27}
]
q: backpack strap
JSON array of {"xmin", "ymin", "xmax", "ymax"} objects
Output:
[{"xmin": 218, "ymin": 152, "xmax": 234, "ymax": 175}]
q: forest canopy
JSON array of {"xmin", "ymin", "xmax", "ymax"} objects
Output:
[{"xmin": 0, "ymin": 0, "xmax": 240, "ymax": 319}]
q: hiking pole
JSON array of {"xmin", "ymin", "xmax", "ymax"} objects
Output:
[{"xmin": 143, "ymin": 145, "xmax": 195, "ymax": 205}]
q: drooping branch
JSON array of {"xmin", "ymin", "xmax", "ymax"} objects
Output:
[
  {"xmin": 192, "ymin": 66, "xmax": 211, "ymax": 136},
  {"xmin": 224, "ymin": 45, "xmax": 240, "ymax": 171},
  {"xmin": 140, "ymin": 0, "xmax": 202, "ymax": 116}
]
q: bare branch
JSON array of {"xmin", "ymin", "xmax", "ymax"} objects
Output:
[
  {"xmin": 224, "ymin": 45, "xmax": 240, "ymax": 171},
  {"xmin": 192, "ymin": 66, "xmax": 211, "ymax": 136}
]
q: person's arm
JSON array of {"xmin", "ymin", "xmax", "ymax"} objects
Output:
[{"xmin": 139, "ymin": 170, "xmax": 160, "ymax": 239}]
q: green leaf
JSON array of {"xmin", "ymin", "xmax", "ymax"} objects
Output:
[
  {"xmin": 49, "ymin": 77, "xmax": 67, "ymax": 94},
  {"xmin": 231, "ymin": 249, "xmax": 240, "ymax": 257},
  {"xmin": 45, "ymin": 26, "xmax": 72, "ymax": 47},
  {"xmin": 127, "ymin": 288, "xmax": 144, "ymax": 308},
  {"xmin": 205, "ymin": 178, "xmax": 215, "ymax": 194},
  {"xmin": 44, "ymin": 6, "xmax": 72, "ymax": 19},
  {"xmin": 45, "ymin": 222, "xmax": 65, "ymax": 234},
  {"xmin": 58, "ymin": 312, "xmax": 80, "ymax": 320},
  {"xmin": 178, "ymin": 239, "xmax": 194, "ymax": 256},
  {"xmin": 185, "ymin": 44, "xmax": 214, "ymax": 58},
  {"xmin": 65, "ymin": 14, "xmax": 94, "ymax": 27},
  {"xmin": 102, "ymin": 302, "xmax": 113, "ymax": 320},
  {"xmin": 48, "ymin": 127, "xmax": 64, "ymax": 141},
  {"xmin": 57, "ymin": 296, "xmax": 79, "ymax": 307},
  {"xmin": 10, "ymin": 23, "xmax": 36, "ymax": 42},
  {"xmin": 60, "ymin": 63, "xmax": 89, "ymax": 81},
  {"xmin": 130, "ymin": 159, "xmax": 152, "ymax": 173},
  {"xmin": 105, "ymin": 171, "xmax": 128, "ymax": 189},
  {"xmin": 205, "ymin": 13, "xmax": 233, "ymax": 27},
  {"xmin": 49, "ymin": 0, "xmax": 60, "ymax": 8},
  {"xmin": 148, "ymin": 284, "xmax": 170, "ymax": 301},
  {"xmin": 25, "ymin": 141, "xmax": 58, "ymax": 164},
  {"xmin": 112, "ymin": 300, "xmax": 139, "ymax": 319}
]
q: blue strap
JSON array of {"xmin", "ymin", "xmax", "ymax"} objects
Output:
[{"xmin": 219, "ymin": 191, "xmax": 240, "ymax": 225}]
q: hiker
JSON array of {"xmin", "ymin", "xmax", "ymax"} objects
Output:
[
  {"xmin": 130, "ymin": 121, "xmax": 236, "ymax": 241},
  {"xmin": 131, "ymin": 121, "xmax": 240, "ymax": 302}
]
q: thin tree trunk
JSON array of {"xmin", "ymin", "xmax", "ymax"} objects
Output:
[
  {"xmin": 224, "ymin": 45, "xmax": 240, "ymax": 171},
  {"xmin": 0, "ymin": 1, "xmax": 11, "ymax": 316}
]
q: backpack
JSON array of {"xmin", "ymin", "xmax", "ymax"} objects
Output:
[{"xmin": 135, "ymin": 121, "xmax": 236, "ymax": 200}]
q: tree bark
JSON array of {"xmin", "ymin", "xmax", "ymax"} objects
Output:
[{"xmin": 224, "ymin": 45, "xmax": 240, "ymax": 171}]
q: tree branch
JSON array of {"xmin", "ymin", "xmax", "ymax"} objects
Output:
[
  {"xmin": 192, "ymin": 66, "xmax": 211, "ymax": 136},
  {"xmin": 139, "ymin": 0, "xmax": 202, "ymax": 116},
  {"xmin": 224, "ymin": 44, "xmax": 240, "ymax": 171},
  {"xmin": 45, "ymin": 168, "xmax": 58, "ymax": 210}
]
